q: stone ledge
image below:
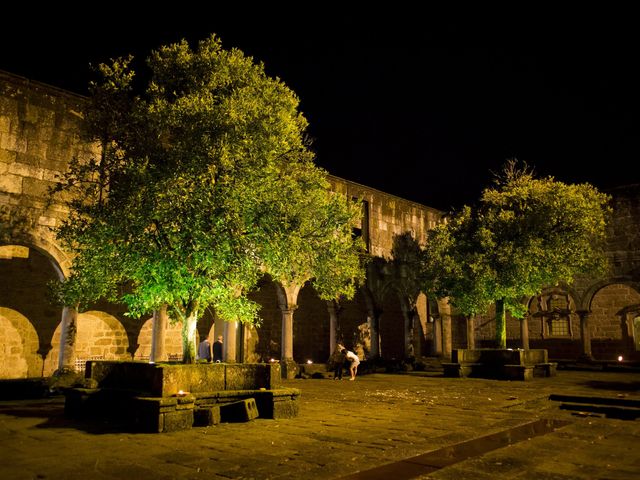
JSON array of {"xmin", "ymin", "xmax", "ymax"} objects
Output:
[{"xmin": 444, "ymin": 349, "xmax": 554, "ymax": 381}]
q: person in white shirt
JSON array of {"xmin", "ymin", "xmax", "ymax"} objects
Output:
[{"xmin": 342, "ymin": 348, "xmax": 360, "ymax": 381}]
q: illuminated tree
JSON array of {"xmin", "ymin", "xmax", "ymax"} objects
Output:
[
  {"xmin": 421, "ymin": 162, "xmax": 610, "ymax": 348},
  {"xmin": 53, "ymin": 35, "xmax": 364, "ymax": 362}
]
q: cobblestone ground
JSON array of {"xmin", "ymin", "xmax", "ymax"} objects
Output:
[{"xmin": 0, "ymin": 371, "xmax": 639, "ymax": 479}]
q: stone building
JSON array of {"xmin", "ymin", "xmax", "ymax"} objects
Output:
[{"xmin": 1, "ymin": 70, "xmax": 639, "ymax": 379}]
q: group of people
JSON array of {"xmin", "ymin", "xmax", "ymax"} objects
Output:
[
  {"xmin": 330, "ymin": 344, "xmax": 360, "ymax": 381},
  {"xmin": 197, "ymin": 336, "xmax": 361, "ymax": 381},
  {"xmin": 197, "ymin": 335, "xmax": 224, "ymax": 363}
]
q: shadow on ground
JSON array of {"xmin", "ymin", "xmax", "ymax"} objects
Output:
[{"xmin": 581, "ymin": 380, "xmax": 640, "ymax": 391}]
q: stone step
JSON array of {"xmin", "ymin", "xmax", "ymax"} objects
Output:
[
  {"xmin": 550, "ymin": 393, "xmax": 640, "ymax": 420},
  {"xmin": 558, "ymin": 402, "xmax": 640, "ymax": 420},
  {"xmin": 549, "ymin": 393, "xmax": 640, "ymax": 409}
]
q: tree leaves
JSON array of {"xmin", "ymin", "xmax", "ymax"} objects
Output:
[
  {"xmin": 52, "ymin": 34, "xmax": 364, "ymax": 361},
  {"xmin": 420, "ymin": 161, "xmax": 611, "ymax": 335}
]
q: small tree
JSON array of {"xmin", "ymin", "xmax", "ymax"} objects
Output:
[
  {"xmin": 421, "ymin": 161, "xmax": 610, "ymax": 348},
  {"xmin": 53, "ymin": 35, "xmax": 364, "ymax": 362}
]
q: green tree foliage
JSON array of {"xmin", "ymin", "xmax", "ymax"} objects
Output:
[
  {"xmin": 52, "ymin": 35, "xmax": 364, "ymax": 362},
  {"xmin": 421, "ymin": 161, "xmax": 611, "ymax": 348}
]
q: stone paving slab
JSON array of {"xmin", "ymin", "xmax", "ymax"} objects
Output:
[{"xmin": 0, "ymin": 370, "xmax": 639, "ymax": 479}]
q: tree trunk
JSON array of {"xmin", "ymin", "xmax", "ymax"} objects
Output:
[
  {"xmin": 495, "ymin": 298, "xmax": 507, "ymax": 349},
  {"xmin": 181, "ymin": 311, "xmax": 198, "ymax": 364}
]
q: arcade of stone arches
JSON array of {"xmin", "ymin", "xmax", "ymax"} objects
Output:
[{"xmin": 2, "ymin": 241, "xmax": 639, "ymax": 379}]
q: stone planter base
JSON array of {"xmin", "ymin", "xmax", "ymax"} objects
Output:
[
  {"xmin": 64, "ymin": 361, "xmax": 300, "ymax": 432},
  {"xmin": 443, "ymin": 349, "xmax": 557, "ymax": 381}
]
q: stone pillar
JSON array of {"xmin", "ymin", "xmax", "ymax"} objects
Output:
[
  {"xmin": 442, "ymin": 313, "xmax": 452, "ymax": 361},
  {"xmin": 520, "ymin": 315, "xmax": 530, "ymax": 350},
  {"xmin": 438, "ymin": 299, "xmax": 453, "ymax": 360},
  {"xmin": 367, "ymin": 312, "xmax": 380, "ymax": 358},
  {"xmin": 57, "ymin": 305, "xmax": 78, "ymax": 372},
  {"xmin": 401, "ymin": 302, "xmax": 415, "ymax": 359},
  {"xmin": 578, "ymin": 310, "xmax": 592, "ymax": 360},
  {"xmin": 432, "ymin": 315, "xmax": 443, "ymax": 357},
  {"xmin": 275, "ymin": 282, "xmax": 302, "ymax": 378},
  {"xmin": 150, "ymin": 305, "xmax": 168, "ymax": 363},
  {"xmin": 327, "ymin": 301, "xmax": 339, "ymax": 357},
  {"xmin": 281, "ymin": 309, "xmax": 295, "ymax": 360},
  {"xmin": 224, "ymin": 321, "xmax": 238, "ymax": 363},
  {"xmin": 466, "ymin": 315, "xmax": 476, "ymax": 350},
  {"xmin": 414, "ymin": 293, "xmax": 428, "ymax": 358}
]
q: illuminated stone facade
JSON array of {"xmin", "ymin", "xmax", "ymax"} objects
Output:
[{"xmin": 1, "ymin": 70, "xmax": 639, "ymax": 378}]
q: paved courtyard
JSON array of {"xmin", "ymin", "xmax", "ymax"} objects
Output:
[{"xmin": 1, "ymin": 370, "xmax": 639, "ymax": 479}]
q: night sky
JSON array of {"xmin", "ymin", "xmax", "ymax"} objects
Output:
[{"xmin": 1, "ymin": 6, "xmax": 637, "ymax": 211}]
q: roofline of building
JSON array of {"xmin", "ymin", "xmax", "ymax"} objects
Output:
[
  {"xmin": 326, "ymin": 173, "xmax": 443, "ymax": 215},
  {"xmin": 0, "ymin": 69, "xmax": 87, "ymax": 101}
]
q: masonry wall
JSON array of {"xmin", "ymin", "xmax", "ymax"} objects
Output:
[{"xmin": 327, "ymin": 175, "xmax": 441, "ymax": 259}]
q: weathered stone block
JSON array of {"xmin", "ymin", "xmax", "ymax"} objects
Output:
[
  {"xmin": 503, "ymin": 364, "xmax": 534, "ymax": 381},
  {"xmin": 252, "ymin": 388, "xmax": 300, "ymax": 419},
  {"xmin": 220, "ymin": 398, "xmax": 259, "ymax": 422},
  {"xmin": 0, "ymin": 173, "xmax": 22, "ymax": 194},
  {"xmin": 272, "ymin": 399, "xmax": 299, "ymax": 419},
  {"xmin": 160, "ymin": 363, "xmax": 226, "ymax": 396},
  {"xmin": 162, "ymin": 409, "xmax": 194, "ymax": 432},
  {"xmin": 86, "ymin": 361, "xmax": 163, "ymax": 396},
  {"xmin": 21, "ymin": 177, "xmax": 54, "ymax": 199},
  {"xmin": 533, "ymin": 362, "xmax": 558, "ymax": 377},
  {"xmin": 8, "ymin": 161, "xmax": 44, "ymax": 179},
  {"xmin": 279, "ymin": 359, "xmax": 298, "ymax": 380},
  {"xmin": 225, "ymin": 363, "xmax": 281, "ymax": 390},
  {"xmin": 194, "ymin": 406, "xmax": 221, "ymax": 426}
]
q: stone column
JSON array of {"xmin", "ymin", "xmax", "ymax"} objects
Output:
[
  {"xmin": 150, "ymin": 305, "xmax": 168, "ymax": 363},
  {"xmin": 57, "ymin": 305, "xmax": 78, "ymax": 372},
  {"xmin": 432, "ymin": 315, "xmax": 443, "ymax": 356},
  {"xmin": 401, "ymin": 302, "xmax": 415, "ymax": 359},
  {"xmin": 281, "ymin": 308, "xmax": 295, "ymax": 360},
  {"xmin": 414, "ymin": 293, "xmax": 428, "ymax": 358},
  {"xmin": 578, "ymin": 310, "xmax": 593, "ymax": 360},
  {"xmin": 367, "ymin": 312, "xmax": 380, "ymax": 358},
  {"xmin": 520, "ymin": 315, "xmax": 530, "ymax": 350},
  {"xmin": 275, "ymin": 282, "xmax": 302, "ymax": 378},
  {"xmin": 442, "ymin": 313, "xmax": 452, "ymax": 361},
  {"xmin": 466, "ymin": 315, "xmax": 476, "ymax": 350},
  {"xmin": 437, "ymin": 299, "xmax": 453, "ymax": 360},
  {"xmin": 327, "ymin": 301, "xmax": 339, "ymax": 357},
  {"xmin": 224, "ymin": 321, "xmax": 238, "ymax": 363}
]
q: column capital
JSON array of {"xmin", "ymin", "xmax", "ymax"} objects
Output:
[{"xmin": 279, "ymin": 305, "xmax": 298, "ymax": 315}]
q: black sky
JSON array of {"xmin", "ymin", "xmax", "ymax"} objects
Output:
[{"xmin": 1, "ymin": 6, "xmax": 637, "ymax": 211}]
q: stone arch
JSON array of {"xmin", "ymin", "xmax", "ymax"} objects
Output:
[
  {"xmin": 294, "ymin": 282, "xmax": 329, "ymax": 363},
  {"xmin": 379, "ymin": 287, "xmax": 405, "ymax": 360},
  {"xmin": 46, "ymin": 310, "xmax": 131, "ymax": 374},
  {"xmin": 583, "ymin": 277, "xmax": 640, "ymax": 312},
  {"xmin": 0, "ymin": 244, "xmax": 65, "ymax": 369},
  {"xmin": 586, "ymin": 282, "xmax": 640, "ymax": 360},
  {"xmin": 134, "ymin": 315, "xmax": 185, "ymax": 362},
  {"xmin": 1, "ymin": 231, "xmax": 71, "ymax": 281},
  {"xmin": 0, "ymin": 307, "xmax": 41, "ymax": 378},
  {"xmin": 336, "ymin": 287, "xmax": 370, "ymax": 359},
  {"xmin": 247, "ymin": 276, "xmax": 281, "ymax": 363},
  {"xmin": 133, "ymin": 315, "xmax": 155, "ymax": 361}
]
